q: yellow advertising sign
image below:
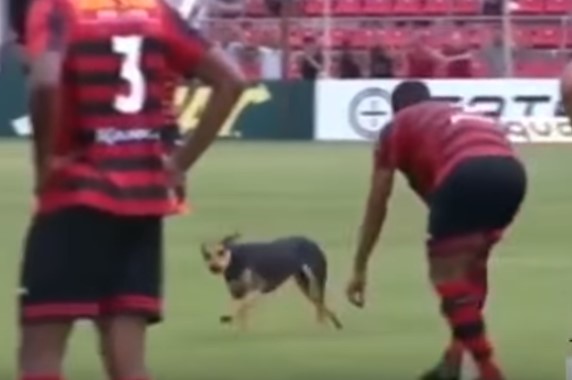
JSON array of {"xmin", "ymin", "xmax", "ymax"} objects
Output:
[{"xmin": 174, "ymin": 84, "xmax": 271, "ymax": 137}]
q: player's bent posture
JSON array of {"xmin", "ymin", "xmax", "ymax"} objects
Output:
[
  {"xmin": 19, "ymin": 0, "xmax": 245, "ymax": 379},
  {"xmin": 346, "ymin": 81, "xmax": 526, "ymax": 380}
]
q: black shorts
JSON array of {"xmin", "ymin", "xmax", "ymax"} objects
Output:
[
  {"xmin": 428, "ymin": 156, "xmax": 526, "ymax": 242},
  {"xmin": 19, "ymin": 206, "xmax": 164, "ymax": 324}
]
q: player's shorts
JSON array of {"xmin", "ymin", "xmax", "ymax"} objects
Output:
[
  {"xmin": 427, "ymin": 156, "xmax": 526, "ymax": 253},
  {"xmin": 19, "ymin": 206, "xmax": 164, "ymax": 324}
]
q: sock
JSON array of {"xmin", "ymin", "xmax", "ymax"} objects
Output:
[
  {"xmin": 20, "ymin": 376, "xmax": 64, "ymax": 380},
  {"xmin": 436, "ymin": 280, "xmax": 503, "ymax": 380},
  {"xmin": 470, "ymin": 247, "xmax": 491, "ymax": 311},
  {"xmin": 443, "ymin": 339, "xmax": 463, "ymax": 365}
]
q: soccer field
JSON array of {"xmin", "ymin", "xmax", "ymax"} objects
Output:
[{"xmin": 0, "ymin": 141, "xmax": 569, "ymax": 379}]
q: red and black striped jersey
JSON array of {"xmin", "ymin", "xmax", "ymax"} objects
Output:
[
  {"xmin": 25, "ymin": 0, "xmax": 210, "ymax": 216},
  {"xmin": 375, "ymin": 101, "xmax": 515, "ymax": 200}
]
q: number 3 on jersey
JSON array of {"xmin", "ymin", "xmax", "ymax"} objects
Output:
[{"xmin": 112, "ymin": 36, "xmax": 145, "ymax": 114}]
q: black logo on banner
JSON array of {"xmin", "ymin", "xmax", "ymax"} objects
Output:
[{"xmin": 348, "ymin": 87, "xmax": 392, "ymax": 139}]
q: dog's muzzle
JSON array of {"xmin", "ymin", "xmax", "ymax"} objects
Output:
[{"xmin": 209, "ymin": 264, "xmax": 223, "ymax": 274}]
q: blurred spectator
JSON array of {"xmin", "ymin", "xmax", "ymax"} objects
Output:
[
  {"xmin": 482, "ymin": 31, "xmax": 507, "ymax": 77},
  {"xmin": 259, "ymin": 36, "xmax": 283, "ymax": 80},
  {"xmin": 369, "ymin": 45, "xmax": 393, "ymax": 78},
  {"xmin": 165, "ymin": 0, "xmax": 243, "ymax": 29},
  {"xmin": 482, "ymin": 0, "xmax": 503, "ymax": 15},
  {"xmin": 402, "ymin": 33, "xmax": 443, "ymax": 78},
  {"xmin": 225, "ymin": 28, "xmax": 282, "ymax": 80},
  {"xmin": 339, "ymin": 42, "xmax": 361, "ymax": 79},
  {"xmin": 442, "ymin": 30, "xmax": 473, "ymax": 78},
  {"xmin": 299, "ymin": 36, "xmax": 323, "ymax": 80}
]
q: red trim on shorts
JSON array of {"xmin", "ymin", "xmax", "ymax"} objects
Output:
[
  {"xmin": 427, "ymin": 233, "xmax": 487, "ymax": 257},
  {"xmin": 21, "ymin": 303, "xmax": 99, "ymax": 321},
  {"xmin": 101, "ymin": 295, "xmax": 162, "ymax": 315}
]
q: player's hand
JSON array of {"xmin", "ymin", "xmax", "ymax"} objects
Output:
[
  {"xmin": 346, "ymin": 270, "xmax": 367, "ymax": 308},
  {"xmin": 162, "ymin": 153, "xmax": 186, "ymax": 188},
  {"xmin": 34, "ymin": 155, "xmax": 74, "ymax": 195}
]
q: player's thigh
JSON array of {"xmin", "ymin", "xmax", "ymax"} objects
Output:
[
  {"xmin": 101, "ymin": 216, "xmax": 164, "ymax": 323},
  {"xmin": 428, "ymin": 156, "xmax": 526, "ymax": 239},
  {"xmin": 19, "ymin": 206, "xmax": 117, "ymax": 321}
]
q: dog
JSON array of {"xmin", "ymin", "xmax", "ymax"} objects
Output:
[{"xmin": 201, "ymin": 233, "xmax": 343, "ymax": 330}]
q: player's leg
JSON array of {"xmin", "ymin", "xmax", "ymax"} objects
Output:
[
  {"xmin": 560, "ymin": 63, "xmax": 572, "ymax": 122},
  {"xmin": 431, "ymin": 241, "xmax": 493, "ymax": 379},
  {"xmin": 18, "ymin": 207, "xmax": 114, "ymax": 380},
  {"xmin": 98, "ymin": 216, "xmax": 164, "ymax": 380},
  {"xmin": 422, "ymin": 156, "xmax": 526, "ymax": 380}
]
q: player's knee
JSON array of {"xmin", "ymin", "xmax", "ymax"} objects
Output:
[
  {"xmin": 428, "ymin": 255, "xmax": 472, "ymax": 283},
  {"xmin": 19, "ymin": 323, "xmax": 71, "ymax": 374}
]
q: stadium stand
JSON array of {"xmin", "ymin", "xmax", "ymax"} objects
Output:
[{"xmin": 199, "ymin": 0, "xmax": 571, "ymax": 79}]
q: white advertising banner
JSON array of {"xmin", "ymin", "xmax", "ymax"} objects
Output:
[{"xmin": 314, "ymin": 79, "xmax": 568, "ymax": 143}]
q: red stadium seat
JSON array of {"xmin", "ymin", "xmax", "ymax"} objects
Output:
[
  {"xmin": 393, "ymin": 0, "xmax": 422, "ymax": 14},
  {"xmin": 545, "ymin": 0, "xmax": 572, "ymax": 13},
  {"xmin": 384, "ymin": 28, "xmax": 409, "ymax": 47},
  {"xmin": 453, "ymin": 0, "xmax": 480, "ymax": 14},
  {"xmin": 564, "ymin": 27, "xmax": 572, "ymax": 46},
  {"xmin": 288, "ymin": 29, "xmax": 304, "ymax": 49},
  {"xmin": 362, "ymin": 0, "xmax": 392, "ymax": 15},
  {"xmin": 330, "ymin": 28, "xmax": 351, "ymax": 48},
  {"xmin": 511, "ymin": 25, "xmax": 534, "ymax": 47},
  {"xmin": 423, "ymin": 0, "xmax": 452, "ymax": 14},
  {"xmin": 511, "ymin": 0, "xmax": 544, "ymax": 13},
  {"xmin": 533, "ymin": 25, "xmax": 564, "ymax": 47},
  {"xmin": 244, "ymin": 0, "xmax": 268, "ymax": 16},
  {"xmin": 304, "ymin": 0, "xmax": 324, "ymax": 15},
  {"xmin": 471, "ymin": 59, "xmax": 489, "ymax": 77},
  {"xmin": 463, "ymin": 25, "xmax": 492, "ymax": 47},
  {"xmin": 351, "ymin": 29, "xmax": 376, "ymax": 48},
  {"xmin": 333, "ymin": 0, "xmax": 362, "ymax": 15}
]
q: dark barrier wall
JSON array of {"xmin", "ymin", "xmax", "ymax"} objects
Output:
[
  {"xmin": 0, "ymin": 49, "xmax": 314, "ymax": 140},
  {"xmin": 0, "ymin": 45, "xmax": 28, "ymax": 137}
]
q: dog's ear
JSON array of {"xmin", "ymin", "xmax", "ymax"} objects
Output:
[{"xmin": 221, "ymin": 232, "xmax": 241, "ymax": 246}]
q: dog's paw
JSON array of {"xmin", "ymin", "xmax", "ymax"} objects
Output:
[{"xmin": 220, "ymin": 315, "xmax": 233, "ymax": 324}]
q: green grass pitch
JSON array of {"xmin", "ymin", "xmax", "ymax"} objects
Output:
[{"xmin": 0, "ymin": 142, "xmax": 569, "ymax": 379}]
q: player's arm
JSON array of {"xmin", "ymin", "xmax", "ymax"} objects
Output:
[
  {"xmin": 162, "ymin": 5, "xmax": 245, "ymax": 172},
  {"xmin": 25, "ymin": 0, "xmax": 67, "ymax": 192},
  {"xmin": 353, "ymin": 165, "xmax": 394, "ymax": 274},
  {"xmin": 352, "ymin": 127, "xmax": 395, "ymax": 275}
]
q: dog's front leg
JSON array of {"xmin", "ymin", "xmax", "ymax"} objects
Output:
[{"xmin": 233, "ymin": 290, "xmax": 260, "ymax": 331}]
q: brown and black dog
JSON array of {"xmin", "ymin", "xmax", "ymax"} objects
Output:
[{"xmin": 201, "ymin": 233, "xmax": 342, "ymax": 330}]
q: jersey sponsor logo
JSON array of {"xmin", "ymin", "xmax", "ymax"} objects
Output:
[
  {"xmin": 348, "ymin": 87, "xmax": 391, "ymax": 140},
  {"xmin": 96, "ymin": 127, "xmax": 160, "ymax": 145}
]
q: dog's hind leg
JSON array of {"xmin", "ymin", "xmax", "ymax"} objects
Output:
[{"xmin": 295, "ymin": 265, "xmax": 343, "ymax": 330}]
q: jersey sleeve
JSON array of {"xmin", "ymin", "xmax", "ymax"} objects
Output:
[
  {"xmin": 374, "ymin": 122, "xmax": 396, "ymax": 170},
  {"xmin": 25, "ymin": 0, "xmax": 68, "ymax": 60},
  {"xmin": 161, "ymin": 3, "xmax": 212, "ymax": 78}
]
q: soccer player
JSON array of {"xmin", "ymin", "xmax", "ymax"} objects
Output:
[
  {"xmin": 346, "ymin": 81, "xmax": 527, "ymax": 380},
  {"xmin": 8, "ymin": 0, "xmax": 33, "ymax": 67},
  {"xmin": 19, "ymin": 0, "xmax": 245, "ymax": 379},
  {"xmin": 560, "ymin": 63, "xmax": 572, "ymax": 122}
]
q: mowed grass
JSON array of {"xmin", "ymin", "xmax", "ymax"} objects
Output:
[{"xmin": 0, "ymin": 141, "xmax": 569, "ymax": 380}]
